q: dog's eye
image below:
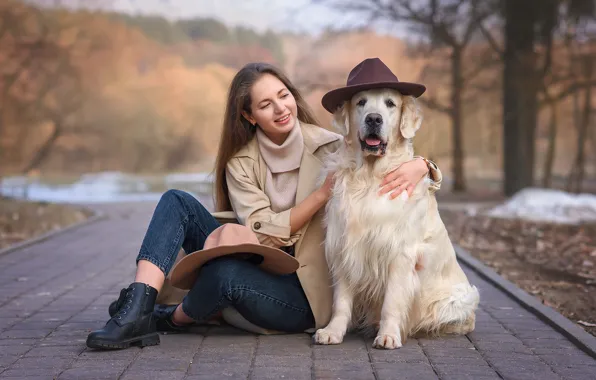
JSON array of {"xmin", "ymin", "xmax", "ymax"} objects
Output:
[
  {"xmin": 385, "ymin": 99, "xmax": 396, "ymax": 108},
  {"xmin": 357, "ymin": 99, "xmax": 367, "ymax": 107}
]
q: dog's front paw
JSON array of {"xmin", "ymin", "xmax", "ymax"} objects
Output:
[
  {"xmin": 373, "ymin": 333, "xmax": 402, "ymax": 349},
  {"xmin": 314, "ymin": 328, "xmax": 344, "ymax": 345}
]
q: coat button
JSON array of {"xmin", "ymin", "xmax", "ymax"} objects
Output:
[{"xmin": 253, "ymin": 222, "xmax": 261, "ymax": 230}]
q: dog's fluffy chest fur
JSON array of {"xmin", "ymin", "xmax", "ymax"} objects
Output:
[{"xmin": 323, "ymin": 164, "xmax": 430, "ymax": 311}]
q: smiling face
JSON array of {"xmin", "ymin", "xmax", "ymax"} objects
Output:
[
  {"xmin": 242, "ymin": 73, "xmax": 298, "ymax": 145},
  {"xmin": 349, "ymin": 88, "xmax": 403, "ymax": 157}
]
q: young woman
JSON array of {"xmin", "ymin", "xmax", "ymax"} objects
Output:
[{"xmin": 86, "ymin": 62, "xmax": 443, "ymax": 350}]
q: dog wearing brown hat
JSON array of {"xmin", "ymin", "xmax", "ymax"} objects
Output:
[{"xmin": 314, "ymin": 58, "xmax": 479, "ymax": 349}]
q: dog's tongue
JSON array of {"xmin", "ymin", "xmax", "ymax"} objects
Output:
[{"xmin": 365, "ymin": 137, "xmax": 381, "ymax": 146}]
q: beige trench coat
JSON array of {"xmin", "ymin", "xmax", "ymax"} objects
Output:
[{"xmin": 157, "ymin": 122, "xmax": 443, "ymax": 331}]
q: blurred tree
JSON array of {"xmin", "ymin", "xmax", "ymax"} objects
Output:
[
  {"xmin": 109, "ymin": 14, "xmax": 188, "ymax": 44},
  {"xmin": 234, "ymin": 26, "xmax": 261, "ymax": 45},
  {"xmin": 499, "ymin": 0, "xmax": 549, "ymax": 196},
  {"xmin": 566, "ymin": 49, "xmax": 595, "ymax": 193},
  {"xmin": 1, "ymin": 1, "xmax": 117, "ymax": 174},
  {"xmin": 564, "ymin": 2, "xmax": 595, "ymax": 193},
  {"xmin": 313, "ymin": 0, "xmax": 498, "ymax": 192},
  {"xmin": 2, "ymin": 0, "xmax": 235, "ymax": 176},
  {"xmin": 0, "ymin": 2, "xmax": 77, "ymax": 173},
  {"xmin": 11, "ymin": 11, "xmax": 92, "ymax": 174},
  {"xmin": 540, "ymin": 5, "xmax": 596, "ymax": 189},
  {"xmin": 177, "ymin": 18, "xmax": 230, "ymax": 43},
  {"xmin": 136, "ymin": 16, "xmax": 188, "ymax": 44},
  {"xmin": 260, "ymin": 30, "xmax": 285, "ymax": 66},
  {"xmin": 482, "ymin": 0, "xmax": 595, "ymax": 195}
]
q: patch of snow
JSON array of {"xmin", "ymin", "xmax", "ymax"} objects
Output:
[
  {"xmin": 1, "ymin": 171, "xmax": 213, "ymax": 204},
  {"xmin": 487, "ymin": 187, "xmax": 596, "ymax": 225},
  {"xmin": 165, "ymin": 172, "xmax": 214, "ymax": 183}
]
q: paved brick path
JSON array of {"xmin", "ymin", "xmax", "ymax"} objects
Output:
[{"xmin": 0, "ymin": 201, "xmax": 595, "ymax": 380}]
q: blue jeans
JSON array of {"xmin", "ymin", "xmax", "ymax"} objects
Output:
[{"xmin": 136, "ymin": 189, "xmax": 314, "ymax": 332}]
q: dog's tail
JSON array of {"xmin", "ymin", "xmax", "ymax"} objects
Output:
[{"xmin": 411, "ymin": 283, "xmax": 479, "ymax": 336}]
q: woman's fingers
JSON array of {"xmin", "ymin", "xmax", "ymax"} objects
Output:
[
  {"xmin": 389, "ymin": 181, "xmax": 412, "ymax": 199},
  {"xmin": 380, "ymin": 167, "xmax": 402, "ymax": 186},
  {"xmin": 379, "ymin": 177, "xmax": 407, "ymax": 195}
]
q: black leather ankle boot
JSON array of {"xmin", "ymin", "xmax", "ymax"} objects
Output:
[{"xmin": 86, "ymin": 282, "xmax": 159, "ymax": 349}]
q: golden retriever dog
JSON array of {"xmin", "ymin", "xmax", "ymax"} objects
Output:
[{"xmin": 314, "ymin": 89, "xmax": 479, "ymax": 349}]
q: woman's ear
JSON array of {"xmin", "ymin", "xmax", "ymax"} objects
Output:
[
  {"xmin": 332, "ymin": 101, "xmax": 349, "ymax": 136},
  {"xmin": 241, "ymin": 111, "xmax": 256, "ymax": 126},
  {"xmin": 399, "ymin": 96, "xmax": 422, "ymax": 139}
]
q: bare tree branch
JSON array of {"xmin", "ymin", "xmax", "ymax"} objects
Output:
[
  {"xmin": 418, "ymin": 96, "xmax": 452, "ymax": 115},
  {"xmin": 462, "ymin": 53, "xmax": 501, "ymax": 84},
  {"xmin": 477, "ymin": 19, "xmax": 504, "ymax": 58}
]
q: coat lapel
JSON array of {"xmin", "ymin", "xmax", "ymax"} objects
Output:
[
  {"xmin": 294, "ymin": 148, "xmax": 321, "ymax": 256},
  {"xmin": 296, "ymin": 149, "xmax": 321, "ymax": 205},
  {"xmin": 294, "ymin": 123, "xmax": 340, "ymax": 255}
]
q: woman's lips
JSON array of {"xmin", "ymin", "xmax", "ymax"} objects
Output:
[{"xmin": 275, "ymin": 114, "xmax": 291, "ymax": 124}]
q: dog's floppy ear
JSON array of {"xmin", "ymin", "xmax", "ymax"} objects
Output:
[
  {"xmin": 399, "ymin": 96, "xmax": 422, "ymax": 139},
  {"xmin": 331, "ymin": 101, "xmax": 349, "ymax": 136}
]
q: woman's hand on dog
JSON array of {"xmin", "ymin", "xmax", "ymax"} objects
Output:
[
  {"xmin": 379, "ymin": 158, "xmax": 429, "ymax": 199},
  {"xmin": 318, "ymin": 172, "xmax": 336, "ymax": 201}
]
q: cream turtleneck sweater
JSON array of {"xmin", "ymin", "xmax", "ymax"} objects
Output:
[{"xmin": 256, "ymin": 122, "xmax": 304, "ymax": 213}]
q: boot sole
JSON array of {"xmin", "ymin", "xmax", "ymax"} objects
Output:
[{"xmin": 86, "ymin": 332, "xmax": 160, "ymax": 350}]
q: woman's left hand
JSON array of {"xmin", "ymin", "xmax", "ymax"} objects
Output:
[{"xmin": 379, "ymin": 157, "xmax": 429, "ymax": 199}]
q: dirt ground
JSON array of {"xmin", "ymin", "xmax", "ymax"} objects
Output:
[
  {"xmin": 440, "ymin": 209, "xmax": 596, "ymax": 337},
  {"xmin": 0, "ymin": 197, "xmax": 92, "ymax": 250}
]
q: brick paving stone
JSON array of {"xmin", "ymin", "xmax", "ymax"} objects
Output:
[
  {"xmin": 373, "ymin": 361, "xmax": 439, "ymax": 380},
  {"xmin": 249, "ymin": 366, "xmax": 311, "ymax": 380},
  {"xmin": 188, "ymin": 361, "xmax": 251, "ymax": 377},
  {"xmin": 0, "ymin": 329, "xmax": 53, "ymax": 340},
  {"xmin": 0, "ymin": 201, "xmax": 595, "ymax": 380},
  {"xmin": 120, "ymin": 370, "xmax": 188, "ymax": 380},
  {"xmin": 0, "ymin": 355, "xmax": 18, "ymax": 369},
  {"xmin": 128, "ymin": 357, "xmax": 192, "ymax": 372},
  {"xmin": 1, "ymin": 368, "xmax": 64, "ymax": 378},
  {"xmin": 0, "ymin": 344, "xmax": 33, "ymax": 356},
  {"xmin": 539, "ymin": 351, "xmax": 596, "ymax": 367},
  {"xmin": 68, "ymin": 358, "xmax": 131, "ymax": 370},
  {"xmin": 314, "ymin": 359, "xmax": 371, "ymax": 371},
  {"xmin": 253, "ymin": 355, "xmax": 308, "ymax": 367},
  {"xmin": 314, "ymin": 368, "xmax": 376, "ymax": 380},
  {"xmin": 432, "ymin": 363, "xmax": 501, "ymax": 380},
  {"xmin": 553, "ymin": 365, "xmax": 596, "ymax": 380},
  {"xmin": 0, "ymin": 319, "xmax": 20, "ymax": 331},
  {"xmin": 369, "ymin": 341, "xmax": 428, "ymax": 363},
  {"xmin": 57, "ymin": 367, "xmax": 125, "ymax": 380}
]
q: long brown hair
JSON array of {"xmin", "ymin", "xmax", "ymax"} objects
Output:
[{"xmin": 214, "ymin": 62, "xmax": 319, "ymax": 211}]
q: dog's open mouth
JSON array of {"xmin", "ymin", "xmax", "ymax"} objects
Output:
[{"xmin": 359, "ymin": 134, "xmax": 387, "ymax": 155}]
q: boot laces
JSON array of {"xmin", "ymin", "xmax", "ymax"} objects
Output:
[{"xmin": 113, "ymin": 291, "xmax": 134, "ymax": 320}]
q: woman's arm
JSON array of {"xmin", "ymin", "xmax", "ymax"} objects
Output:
[
  {"xmin": 226, "ymin": 158, "xmax": 331, "ymax": 247},
  {"xmin": 289, "ymin": 173, "xmax": 332, "ymax": 234}
]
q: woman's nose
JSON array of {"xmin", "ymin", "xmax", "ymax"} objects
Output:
[{"xmin": 272, "ymin": 101, "xmax": 285, "ymax": 114}]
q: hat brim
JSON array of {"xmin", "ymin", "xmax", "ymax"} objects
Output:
[
  {"xmin": 170, "ymin": 243, "xmax": 300, "ymax": 290},
  {"xmin": 321, "ymin": 81, "xmax": 426, "ymax": 113}
]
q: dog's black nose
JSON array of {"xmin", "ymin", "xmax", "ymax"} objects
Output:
[{"xmin": 365, "ymin": 113, "xmax": 383, "ymax": 127}]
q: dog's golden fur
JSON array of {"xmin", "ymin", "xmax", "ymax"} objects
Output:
[{"xmin": 314, "ymin": 89, "xmax": 479, "ymax": 349}]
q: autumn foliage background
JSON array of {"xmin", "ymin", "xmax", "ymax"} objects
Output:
[{"xmin": 1, "ymin": 0, "xmax": 595, "ymax": 193}]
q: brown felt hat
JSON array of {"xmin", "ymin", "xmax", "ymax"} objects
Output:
[
  {"xmin": 321, "ymin": 57, "xmax": 426, "ymax": 113},
  {"xmin": 170, "ymin": 223, "xmax": 300, "ymax": 290}
]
